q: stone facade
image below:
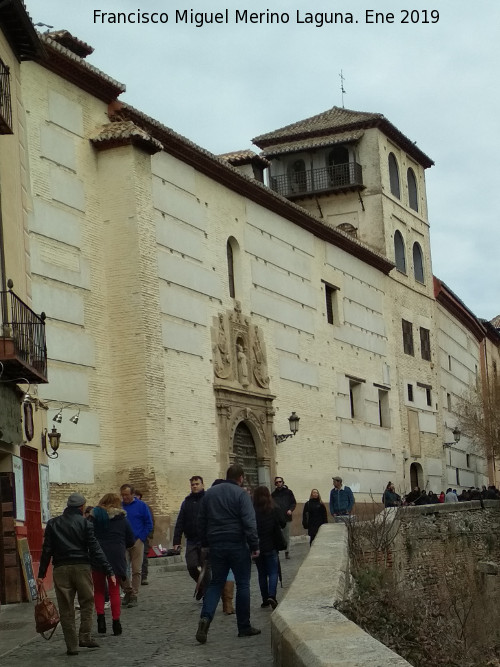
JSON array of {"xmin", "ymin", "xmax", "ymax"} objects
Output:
[{"xmin": 6, "ymin": 27, "xmax": 497, "ymax": 547}]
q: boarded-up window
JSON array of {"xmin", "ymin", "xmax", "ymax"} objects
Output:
[
  {"xmin": 420, "ymin": 327, "xmax": 431, "ymax": 361},
  {"xmin": 402, "ymin": 319, "xmax": 414, "ymax": 356},
  {"xmin": 408, "ymin": 409, "xmax": 421, "ymax": 457}
]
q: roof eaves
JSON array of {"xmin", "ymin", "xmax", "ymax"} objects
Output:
[
  {"xmin": 0, "ymin": 0, "xmax": 43, "ymax": 61},
  {"xmin": 36, "ymin": 33, "xmax": 125, "ymax": 102},
  {"xmin": 434, "ymin": 276, "xmax": 486, "ymax": 342},
  {"xmin": 111, "ymin": 102, "xmax": 394, "ymax": 276}
]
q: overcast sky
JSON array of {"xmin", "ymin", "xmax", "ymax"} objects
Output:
[{"xmin": 24, "ymin": 0, "xmax": 499, "ymax": 321}]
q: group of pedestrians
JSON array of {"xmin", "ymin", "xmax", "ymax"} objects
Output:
[
  {"xmin": 36, "ymin": 469, "xmax": 355, "ymax": 654},
  {"xmin": 37, "ymin": 484, "xmax": 153, "ymax": 656}
]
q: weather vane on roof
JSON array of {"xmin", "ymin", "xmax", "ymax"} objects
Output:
[{"xmin": 339, "ymin": 70, "xmax": 346, "ymax": 108}]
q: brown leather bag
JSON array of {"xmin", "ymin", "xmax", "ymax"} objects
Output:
[{"xmin": 34, "ymin": 583, "xmax": 60, "ymax": 639}]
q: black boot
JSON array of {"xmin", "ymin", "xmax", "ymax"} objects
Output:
[
  {"xmin": 112, "ymin": 619, "xmax": 122, "ymax": 636},
  {"xmin": 97, "ymin": 614, "xmax": 106, "ymax": 634}
]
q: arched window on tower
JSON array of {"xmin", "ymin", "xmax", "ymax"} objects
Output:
[
  {"xmin": 227, "ymin": 237, "xmax": 238, "ymax": 298},
  {"xmin": 407, "ymin": 168, "xmax": 418, "ymax": 211},
  {"xmin": 412, "ymin": 242, "xmax": 425, "ymax": 283},
  {"xmin": 288, "ymin": 159, "xmax": 307, "ymax": 193},
  {"xmin": 394, "ymin": 230, "xmax": 406, "ymax": 273},
  {"xmin": 328, "ymin": 145, "xmax": 350, "ymax": 185},
  {"xmin": 388, "ymin": 152, "xmax": 400, "ymax": 199}
]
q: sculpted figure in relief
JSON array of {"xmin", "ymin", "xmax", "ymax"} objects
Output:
[
  {"xmin": 236, "ymin": 342, "xmax": 249, "ymax": 387},
  {"xmin": 252, "ymin": 326, "xmax": 270, "ymax": 388},
  {"xmin": 213, "ymin": 314, "xmax": 231, "ymax": 379}
]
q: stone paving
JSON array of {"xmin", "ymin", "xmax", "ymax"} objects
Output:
[{"xmin": 1, "ymin": 542, "xmax": 308, "ymax": 667}]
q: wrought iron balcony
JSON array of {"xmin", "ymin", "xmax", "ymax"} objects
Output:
[
  {"xmin": 0, "ymin": 287, "xmax": 48, "ymax": 383},
  {"xmin": 270, "ymin": 162, "xmax": 363, "ymax": 199}
]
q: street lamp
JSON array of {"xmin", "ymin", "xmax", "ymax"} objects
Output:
[
  {"xmin": 274, "ymin": 412, "xmax": 300, "ymax": 444},
  {"xmin": 443, "ymin": 426, "xmax": 461, "ymax": 448},
  {"xmin": 41, "ymin": 426, "xmax": 61, "ymax": 459}
]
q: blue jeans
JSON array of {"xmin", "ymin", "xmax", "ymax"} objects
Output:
[
  {"xmin": 201, "ymin": 543, "xmax": 252, "ymax": 632},
  {"xmin": 255, "ymin": 550, "xmax": 279, "ymax": 601}
]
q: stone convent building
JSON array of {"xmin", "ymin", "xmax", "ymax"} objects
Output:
[{"xmin": 1, "ymin": 1, "xmax": 499, "ymax": 572}]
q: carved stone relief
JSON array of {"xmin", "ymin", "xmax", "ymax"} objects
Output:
[
  {"xmin": 211, "ymin": 302, "xmax": 270, "ymax": 392},
  {"xmin": 212, "ymin": 303, "xmax": 275, "ymax": 476}
]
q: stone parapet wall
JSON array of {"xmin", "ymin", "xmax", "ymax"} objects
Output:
[{"xmin": 271, "ymin": 523, "xmax": 411, "ymax": 667}]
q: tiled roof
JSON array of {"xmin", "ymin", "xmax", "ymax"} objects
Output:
[
  {"xmin": 253, "ymin": 107, "xmax": 380, "ymax": 145},
  {"xmin": 491, "ymin": 314, "xmax": 500, "ymax": 328},
  {"xmin": 39, "ymin": 33, "xmax": 125, "ymax": 101},
  {"xmin": 46, "ymin": 30, "xmax": 94, "ymax": 58},
  {"xmin": 218, "ymin": 150, "xmax": 270, "ymax": 168},
  {"xmin": 253, "ymin": 106, "xmax": 433, "ymax": 168},
  {"xmin": 261, "ymin": 130, "xmax": 364, "ymax": 157},
  {"xmin": 90, "ymin": 121, "xmax": 162, "ymax": 154}
]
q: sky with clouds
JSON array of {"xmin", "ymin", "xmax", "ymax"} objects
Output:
[{"xmin": 24, "ymin": 0, "xmax": 499, "ymax": 320}]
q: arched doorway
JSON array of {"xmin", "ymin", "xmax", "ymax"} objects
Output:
[
  {"xmin": 328, "ymin": 145, "xmax": 350, "ymax": 185},
  {"xmin": 232, "ymin": 422, "xmax": 259, "ymax": 491},
  {"xmin": 410, "ymin": 461, "xmax": 423, "ymax": 490}
]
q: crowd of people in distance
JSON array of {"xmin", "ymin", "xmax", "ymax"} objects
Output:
[{"xmin": 382, "ymin": 481, "xmax": 500, "ymax": 508}]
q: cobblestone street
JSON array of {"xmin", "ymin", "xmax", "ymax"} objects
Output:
[{"xmin": 1, "ymin": 543, "xmax": 307, "ymax": 667}]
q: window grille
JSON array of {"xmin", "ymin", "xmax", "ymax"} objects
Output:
[{"xmin": 0, "ymin": 58, "xmax": 13, "ymax": 134}]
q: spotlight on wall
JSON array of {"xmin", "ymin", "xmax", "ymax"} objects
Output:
[
  {"xmin": 69, "ymin": 410, "xmax": 80, "ymax": 425},
  {"xmin": 274, "ymin": 411, "xmax": 300, "ymax": 444},
  {"xmin": 41, "ymin": 426, "xmax": 61, "ymax": 459},
  {"xmin": 53, "ymin": 410, "xmax": 63, "ymax": 423}
]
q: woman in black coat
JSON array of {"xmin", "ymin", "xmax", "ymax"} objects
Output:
[
  {"xmin": 91, "ymin": 493, "xmax": 135, "ymax": 636},
  {"xmin": 253, "ymin": 486, "xmax": 286, "ymax": 609},
  {"xmin": 302, "ymin": 489, "xmax": 328, "ymax": 545}
]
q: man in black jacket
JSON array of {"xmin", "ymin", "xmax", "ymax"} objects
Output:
[
  {"xmin": 37, "ymin": 492, "xmax": 115, "ymax": 656},
  {"xmin": 195, "ymin": 464, "xmax": 260, "ymax": 644},
  {"xmin": 173, "ymin": 475, "xmax": 208, "ymax": 597},
  {"xmin": 271, "ymin": 476, "xmax": 297, "ymax": 559}
]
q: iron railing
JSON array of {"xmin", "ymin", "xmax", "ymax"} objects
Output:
[
  {"xmin": 270, "ymin": 162, "xmax": 363, "ymax": 198},
  {"xmin": 1, "ymin": 289, "xmax": 47, "ymax": 379},
  {"xmin": 0, "ymin": 57, "xmax": 13, "ymax": 134}
]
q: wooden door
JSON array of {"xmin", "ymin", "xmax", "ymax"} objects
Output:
[
  {"xmin": 0, "ymin": 472, "xmax": 22, "ymax": 604},
  {"xmin": 20, "ymin": 446, "xmax": 43, "ymax": 562}
]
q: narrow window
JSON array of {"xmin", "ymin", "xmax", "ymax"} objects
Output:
[
  {"xmin": 417, "ymin": 382, "xmax": 432, "ymax": 407},
  {"xmin": 466, "ymin": 454, "xmax": 471, "ymax": 468},
  {"xmin": 407, "ymin": 168, "xmax": 418, "ymax": 211},
  {"xmin": 407, "ymin": 384, "xmax": 414, "ymax": 402},
  {"xmin": 388, "ymin": 152, "xmax": 400, "ymax": 199},
  {"xmin": 425, "ymin": 387, "xmax": 432, "ymax": 407},
  {"xmin": 456, "ymin": 468, "xmax": 460, "ymax": 486},
  {"xmin": 394, "ymin": 230, "xmax": 406, "ymax": 273},
  {"xmin": 413, "ymin": 242, "xmax": 425, "ymax": 283},
  {"xmin": 0, "ymin": 57, "xmax": 13, "ymax": 134},
  {"xmin": 226, "ymin": 240, "xmax": 235, "ymax": 298},
  {"xmin": 402, "ymin": 319, "xmax": 414, "ymax": 356},
  {"xmin": 448, "ymin": 355, "xmax": 452, "ymax": 371},
  {"xmin": 323, "ymin": 282, "xmax": 339, "ymax": 325},
  {"xmin": 378, "ymin": 389, "xmax": 390, "ymax": 427},
  {"xmin": 349, "ymin": 379, "xmax": 362, "ymax": 419},
  {"xmin": 447, "ymin": 393, "xmax": 452, "ymax": 411},
  {"xmin": 420, "ymin": 327, "xmax": 431, "ymax": 361}
]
